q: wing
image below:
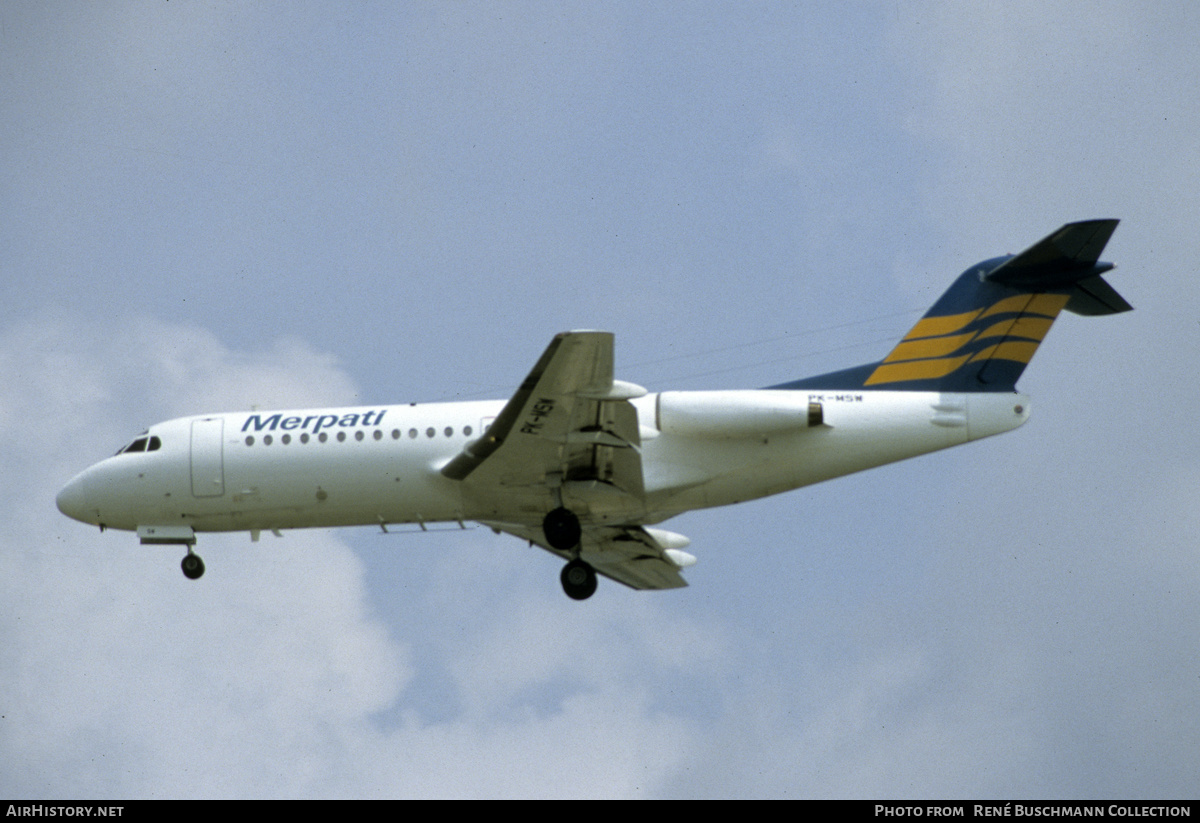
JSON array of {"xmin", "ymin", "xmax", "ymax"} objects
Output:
[
  {"xmin": 442, "ymin": 331, "xmax": 646, "ymax": 496},
  {"xmin": 483, "ymin": 520, "xmax": 691, "ymax": 591},
  {"xmin": 443, "ymin": 331, "xmax": 690, "ymax": 590}
]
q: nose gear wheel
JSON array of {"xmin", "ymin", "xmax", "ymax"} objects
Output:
[{"xmin": 181, "ymin": 551, "xmax": 205, "ymax": 580}]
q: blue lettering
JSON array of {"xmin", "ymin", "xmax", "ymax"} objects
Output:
[
  {"xmin": 312, "ymin": 415, "xmax": 339, "ymax": 433},
  {"xmin": 242, "ymin": 414, "xmax": 282, "ymax": 432},
  {"xmin": 241, "ymin": 410, "xmax": 388, "ymax": 434}
]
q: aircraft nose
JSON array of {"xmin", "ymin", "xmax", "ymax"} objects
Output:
[{"xmin": 56, "ymin": 475, "xmax": 92, "ymax": 523}]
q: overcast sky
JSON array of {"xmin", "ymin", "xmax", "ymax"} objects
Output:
[{"xmin": 3, "ymin": 1, "xmax": 1198, "ymax": 799}]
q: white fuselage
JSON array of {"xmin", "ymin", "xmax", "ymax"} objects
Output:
[{"xmin": 56, "ymin": 389, "xmax": 1030, "ymax": 536}]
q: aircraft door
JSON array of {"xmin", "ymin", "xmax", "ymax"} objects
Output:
[{"xmin": 190, "ymin": 417, "xmax": 225, "ymax": 497}]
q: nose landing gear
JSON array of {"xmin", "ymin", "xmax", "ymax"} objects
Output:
[
  {"xmin": 137, "ymin": 526, "xmax": 204, "ymax": 580},
  {"xmin": 181, "ymin": 550, "xmax": 205, "ymax": 580}
]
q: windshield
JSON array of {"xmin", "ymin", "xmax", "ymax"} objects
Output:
[{"xmin": 115, "ymin": 434, "xmax": 162, "ymax": 456}]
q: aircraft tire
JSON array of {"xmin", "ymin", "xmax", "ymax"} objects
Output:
[
  {"xmin": 560, "ymin": 559, "xmax": 597, "ymax": 600},
  {"xmin": 181, "ymin": 553, "xmax": 205, "ymax": 580},
  {"xmin": 543, "ymin": 507, "xmax": 582, "ymax": 551}
]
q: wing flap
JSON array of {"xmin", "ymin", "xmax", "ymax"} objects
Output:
[{"xmin": 595, "ymin": 528, "xmax": 689, "ymax": 590}]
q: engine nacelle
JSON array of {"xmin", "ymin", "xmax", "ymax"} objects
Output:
[{"xmin": 652, "ymin": 391, "xmax": 824, "ymax": 439}]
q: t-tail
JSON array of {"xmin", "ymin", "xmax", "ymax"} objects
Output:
[{"xmin": 776, "ymin": 220, "xmax": 1129, "ymax": 393}]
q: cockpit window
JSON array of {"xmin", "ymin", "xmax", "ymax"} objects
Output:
[{"xmin": 116, "ymin": 435, "xmax": 162, "ymax": 455}]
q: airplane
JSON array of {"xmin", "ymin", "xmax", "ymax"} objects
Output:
[{"xmin": 57, "ymin": 220, "xmax": 1130, "ymax": 600}]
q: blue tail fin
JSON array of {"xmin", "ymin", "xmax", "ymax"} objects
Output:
[{"xmin": 777, "ymin": 220, "xmax": 1129, "ymax": 393}]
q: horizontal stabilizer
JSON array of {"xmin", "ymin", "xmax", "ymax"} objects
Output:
[
  {"xmin": 1066, "ymin": 274, "xmax": 1133, "ymax": 316},
  {"xmin": 986, "ymin": 219, "xmax": 1119, "ymax": 289}
]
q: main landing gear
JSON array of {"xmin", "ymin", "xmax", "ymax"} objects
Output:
[
  {"xmin": 542, "ymin": 506, "xmax": 582, "ymax": 551},
  {"xmin": 181, "ymin": 550, "xmax": 205, "ymax": 580},
  {"xmin": 560, "ymin": 559, "xmax": 597, "ymax": 600},
  {"xmin": 543, "ymin": 507, "xmax": 597, "ymax": 600}
]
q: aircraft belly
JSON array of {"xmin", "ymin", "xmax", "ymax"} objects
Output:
[
  {"xmin": 458, "ymin": 485, "xmax": 555, "ymax": 522},
  {"xmin": 456, "ymin": 481, "xmax": 647, "ymax": 528}
]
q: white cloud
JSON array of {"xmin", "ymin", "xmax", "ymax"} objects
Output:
[{"xmin": 0, "ymin": 315, "xmax": 711, "ymax": 798}]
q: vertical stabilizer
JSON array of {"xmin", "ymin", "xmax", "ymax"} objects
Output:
[{"xmin": 774, "ymin": 220, "xmax": 1128, "ymax": 393}]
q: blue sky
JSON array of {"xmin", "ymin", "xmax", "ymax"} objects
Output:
[{"xmin": 3, "ymin": 2, "xmax": 1198, "ymax": 798}]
